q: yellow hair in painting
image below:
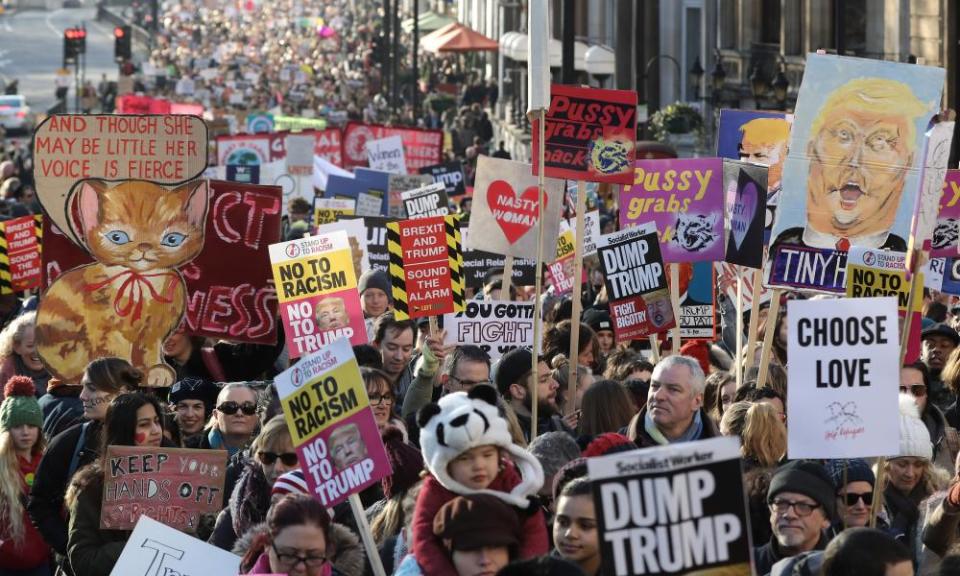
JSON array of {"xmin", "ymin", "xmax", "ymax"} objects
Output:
[
  {"xmin": 809, "ymin": 77, "xmax": 930, "ymax": 154},
  {"xmin": 739, "ymin": 118, "xmax": 790, "ymax": 149}
]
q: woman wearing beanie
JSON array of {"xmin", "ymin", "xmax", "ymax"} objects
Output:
[
  {"xmin": 0, "ymin": 376, "xmax": 49, "ymax": 576},
  {"xmin": 27, "ymin": 358, "xmax": 140, "ymax": 576},
  {"xmin": 359, "ymin": 270, "xmax": 394, "ymax": 341},
  {"xmin": 882, "ymin": 394, "xmax": 948, "ymax": 566},
  {"xmin": 396, "ymin": 494, "xmax": 524, "ymax": 576},
  {"xmin": 823, "ymin": 459, "xmax": 879, "ymax": 530}
]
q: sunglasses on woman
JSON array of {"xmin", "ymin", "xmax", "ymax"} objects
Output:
[
  {"xmin": 217, "ymin": 401, "xmax": 257, "ymax": 416},
  {"xmin": 842, "ymin": 492, "xmax": 873, "ymax": 506},
  {"xmin": 258, "ymin": 451, "xmax": 299, "ymax": 466}
]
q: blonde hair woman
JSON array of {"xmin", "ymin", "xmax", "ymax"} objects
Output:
[{"xmin": 0, "ymin": 312, "xmax": 50, "ymax": 399}]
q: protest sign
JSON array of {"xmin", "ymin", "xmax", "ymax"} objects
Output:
[
  {"xmin": 926, "ymin": 258, "xmax": 946, "ymax": 291},
  {"xmin": 0, "ymin": 215, "xmax": 42, "ymax": 293},
  {"xmin": 285, "ymin": 133, "xmax": 315, "ymax": 176},
  {"xmin": 547, "ymin": 223, "xmax": 578, "ymax": 295},
  {"xmin": 225, "ymin": 164, "xmax": 259, "ymax": 184},
  {"xmin": 386, "ymin": 215, "xmax": 464, "ymax": 319},
  {"xmin": 787, "ymin": 297, "xmax": 900, "ymax": 458},
  {"xmin": 469, "ymin": 156, "xmax": 564, "ymax": 260},
  {"xmin": 723, "ymin": 160, "xmax": 768, "ymax": 268},
  {"xmin": 346, "ymin": 216, "xmax": 390, "ymax": 273},
  {"xmin": 215, "ymin": 134, "xmax": 271, "ymax": 167},
  {"xmin": 419, "ymin": 161, "xmax": 466, "ymax": 197},
  {"xmin": 619, "ymin": 158, "xmax": 725, "ymax": 264},
  {"xmin": 342, "ymin": 122, "xmax": 442, "ymax": 172},
  {"xmin": 40, "ymin": 181, "xmax": 282, "ymax": 345},
  {"xmin": 532, "ymin": 85, "xmax": 638, "ymax": 184},
  {"xmin": 269, "ymin": 231, "xmax": 366, "ymax": 358},
  {"xmin": 110, "ymin": 515, "xmax": 241, "ymax": 576},
  {"xmin": 767, "ymin": 54, "xmax": 944, "ymax": 293},
  {"xmin": 715, "ymin": 262, "xmax": 771, "ymax": 312},
  {"xmin": 274, "ymin": 115, "xmax": 327, "ymax": 131},
  {"xmin": 101, "ymin": 446, "xmax": 227, "ymax": 532},
  {"xmin": 33, "ymin": 114, "xmax": 209, "ymax": 247},
  {"xmin": 314, "ymin": 197, "xmax": 356, "ymax": 225},
  {"xmin": 909, "ymin": 121, "xmax": 954, "ymax": 255},
  {"xmin": 716, "ymin": 109, "xmax": 792, "ymax": 239},
  {"xmin": 275, "ymin": 339, "xmax": 391, "ymax": 507},
  {"xmin": 587, "ymin": 437, "xmax": 752, "ymax": 576},
  {"xmin": 942, "ymin": 258, "xmax": 960, "ymax": 295},
  {"xmin": 460, "ymin": 230, "xmax": 539, "ymax": 289},
  {"xmin": 443, "ymin": 300, "xmax": 536, "ymax": 360},
  {"xmin": 598, "ymin": 224, "xmax": 673, "ymax": 341},
  {"xmin": 932, "ymin": 170, "xmax": 960, "ymax": 257},
  {"xmin": 316, "ymin": 218, "xmax": 369, "ymax": 279},
  {"xmin": 582, "ymin": 210, "xmax": 601, "ymax": 257},
  {"xmin": 389, "ymin": 173, "xmax": 441, "ymax": 218},
  {"xmin": 352, "ymin": 168, "xmax": 392, "ymax": 217},
  {"xmin": 366, "ymin": 135, "xmax": 407, "ymax": 175},
  {"xmin": 314, "ymin": 127, "xmax": 343, "ymax": 166},
  {"xmin": 245, "ymin": 113, "xmax": 274, "ymax": 134},
  {"xmin": 678, "ymin": 261, "xmax": 717, "ymax": 339},
  {"xmin": 401, "ymin": 182, "xmax": 449, "ymax": 219}
]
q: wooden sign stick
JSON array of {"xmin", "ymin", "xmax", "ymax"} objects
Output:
[
  {"xmin": 566, "ymin": 179, "xmax": 587, "ymax": 416},
  {"xmin": 756, "ymin": 289, "xmax": 783, "ymax": 388},
  {"xmin": 350, "ymin": 493, "xmax": 387, "ymax": 576},
  {"xmin": 501, "ymin": 254, "xmax": 515, "ymax": 298},
  {"xmin": 648, "ymin": 335, "xmax": 661, "ymax": 363},
  {"xmin": 735, "ymin": 266, "xmax": 744, "ymax": 388},
  {"xmin": 428, "ymin": 316, "xmax": 439, "ymax": 338},
  {"xmin": 670, "ymin": 263, "xmax": 682, "ymax": 354},
  {"xmin": 743, "ymin": 268, "xmax": 764, "ymax": 372},
  {"xmin": 529, "ymin": 109, "xmax": 547, "ymax": 441}
]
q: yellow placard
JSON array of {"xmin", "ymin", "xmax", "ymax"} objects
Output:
[
  {"xmin": 846, "ymin": 265, "xmax": 923, "ymax": 312},
  {"xmin": 556, "ymin": 229, "xmax": 575, "ymax": 259},
  {"xmin": 281, "ymin": 359, "xmax": 367, "ymax": 446},
  {"xmin": 272, "ymin": 247, "xmax": 356, "ymax": 303}
]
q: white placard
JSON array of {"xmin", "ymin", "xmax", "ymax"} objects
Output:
[
  {"xmin": 443, "ymin": 300, "xmax": 536, "ymax": 360},
  {"xmin": 401, "ymin": 182, "xmax": 449, "ymax": 219},
  {"xmin": 317, "ymin": 217, "xmax": 371, "ymax": 275},
  {"xmin": 366, "ymin": 135, "xmax": 407, "ymax": 175},
  {"xmin": 110, "ymin": 515, "xmax": 240, "ymax": 576},
  {"xmin": 787, "ymin": 297, "xmax": 900, "ymax": 459}
]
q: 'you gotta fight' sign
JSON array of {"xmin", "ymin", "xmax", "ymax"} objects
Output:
[{"xmin": 588, "ymin": 437, "xmax": 751, "ymax": 576}]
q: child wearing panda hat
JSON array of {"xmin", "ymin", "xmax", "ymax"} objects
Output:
[{"xmin": 411, "ymin": 385, "xmax": 549, "ymax": 575}]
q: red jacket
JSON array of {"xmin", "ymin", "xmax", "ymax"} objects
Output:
[
  {"xmin": 411, "ymin": 460, "xmax": 548, "ymax": 576},
  {"xmin": 0, "ymin": 453, "xmax": 50, "ymax": 570}
]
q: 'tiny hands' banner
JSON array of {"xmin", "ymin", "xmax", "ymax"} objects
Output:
[
  {"xmin": 275, "ymin": 339, "xmax": 391, "ymax": 507},
  {"xmin": 268, "ymin": 231, "xmax": 366, "ymax": 358},
  {"xmin": 532, "ymin": 85, "xmax": 638, "ymax": 184},
  {"xmin": 587, "ymin": 437, "xmax": 752, "ymax": 576}
]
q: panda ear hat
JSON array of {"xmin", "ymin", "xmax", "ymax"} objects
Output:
[{"xmin": 417, "ymin": 386, "xmax": 544, "ymax": 509}]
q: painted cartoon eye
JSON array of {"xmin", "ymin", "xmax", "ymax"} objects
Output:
[
  {"xmin": 161, "ymin": 232, "xmax": 187, "ymax": 247},
  {"xmin": 105, "ymin": 230, "xmax": 130, "ymax": 245}
]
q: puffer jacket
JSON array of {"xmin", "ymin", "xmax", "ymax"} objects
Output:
[
  {"xmin": 233, "ymin": 520, "xmax": 366, "ymax": 576},
  {"xmin": 209, "ymin": 458, "xmax": 271, "ymax": 551}
]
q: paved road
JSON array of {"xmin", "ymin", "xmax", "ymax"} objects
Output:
[{"xmin": 0, "ymin": 6, "xmax": 119, "ymax": 114}]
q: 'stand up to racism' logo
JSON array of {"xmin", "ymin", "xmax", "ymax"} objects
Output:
[
  {"xmin": 862, "ymin": 251, "xmax": 877, "ymax": 266},
  {"xmin": 291, "ymin": 366, "xmax": 304, "ymax": 388},
  {"xmin": 285, "ymin": 242, "xmax": 301, "ymax": 258}
]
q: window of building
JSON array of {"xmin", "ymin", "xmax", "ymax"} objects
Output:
[
  {"xmin": 761, "ymin": 0, "xmax": 781, "ymax": 45},
  {"xmin": 838, "ymin": 0, "xmax": 867, "ymax": 55}
]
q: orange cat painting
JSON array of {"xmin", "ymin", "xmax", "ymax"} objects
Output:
[{"xmin": 36, "ymin": 179, "xmax": 208, "ymax": 386}]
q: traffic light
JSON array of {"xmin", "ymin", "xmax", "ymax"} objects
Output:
[
  {"xmin": 114, "ymin": 26, "xmax": 131, "ymax": 62},
  {"xmin": 62, "ymin": 27, "xmax": 86, "ymax": 66}
]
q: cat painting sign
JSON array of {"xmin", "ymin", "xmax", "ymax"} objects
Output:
[
  {"xmin": 269, "ymin": 231, "xmax": 367, "ymax": 358},
  {"xmin": 532, "ymin": 85, "xmax": 638, "ymax": 185},
  {"xmin": 33, "ymin": 114, "xmax": 208, "ymax": 248}
]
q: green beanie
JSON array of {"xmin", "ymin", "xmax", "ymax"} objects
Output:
[{"xmin": 0, "ymin": 375, "xmax": 42, "ymax": 431}]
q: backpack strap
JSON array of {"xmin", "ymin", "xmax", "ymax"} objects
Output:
[
  {"xmin": 67, "ymin": 421, "xmax": 91, "ymax": 480},
  {"xmin": 201, "ymin": 347, "xmax": 227, "ymax": 383}
]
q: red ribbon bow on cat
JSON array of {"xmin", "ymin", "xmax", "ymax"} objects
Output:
[{"xmin": 85, "ymin": 269, "xmax": 179, "ymax": 322}]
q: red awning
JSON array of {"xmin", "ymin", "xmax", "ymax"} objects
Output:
[{"xmin": 423, "ymin": 24, "xmax": 499, "ymax": 53}]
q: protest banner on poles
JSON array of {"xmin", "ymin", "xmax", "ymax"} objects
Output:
[
  {"xmin": 419, "ymin": 161, "xmax": 466, "ymax": 197},
  {"xmin": 314, "ymin": 127, "xmax": 343, "ymax": 166},
  {"xmin": 932, "ymin": 170, "xmax": 960, "ymax": 257},
  {"xmin": 314, "ymin": 197, "xmax": 356, "ymax": 225},
  {"xmin": 722, "ymin": 160, "xmax": 768, "ymax": 269},
  {"xmin": 468, "ymin": 156, "xmax": 564, "ymax": 259},
  {"xmin": 766, "ymin": 54, "xmax": 944, "ymax": 293},
  {"xmin": 846, "ymin": 248, "xmax": 922, "ymax": 363},
  {"xmin": 597, "ymin": 223, "xmax": 674, "ymax": 341},
  {"xmin": 342, "ymin": 122, "xmax": 442, "ymax": 172},
  {"xmin": 908, "ymin": 121, "xmax": 954, "ymax": 260},
  {"xmin": 269, "ymin": 231, "xmax": 366, "ymax": 358},
  {"xmin": 215, "ymin": 134, "xmax": 271, "ymax": 167},
  {"xmin": 587, "ymin": 437, "xmax": 752, "ymax": 576},
  {"xmin": 401, "ymin": 182, "xmax": 449, "ymax": 219},
  {"xmin": 443, "ymin": 300, "xmax": 536, "ymax": 360},
  {"xmin": 619, "ymin": 157, "xmax": 725, "ymax": 264},
  {"xmin": 386, "ymin": 215, "xmax": 464, "ymax": 319},
  {"xmin": 366, "ymin": 135, "xmax": 407, "ymax": 175},
  {"xmin": 100, "ymin": 446, "xmax": 227, "ymax": 532},
  {"xmin": 787, "ymin": 297, "xmax": 900, "ymax": 458},
  {"xmin": 0, "ymin": 215, "xmax": 42, "ymax": 293},
  {"xmin": 110, "ymin": 515, "xmax": 241, "ymax": 576},
  {"xmin": 385, "ymin": 173, "xmax": 433, "ymax": 218},
  {"xmin": 40, "ymin": 181, "xmax": 282, "ymax": 345},
  {"xmin": 460, "ymin": 232, "xmax": 538, "ymax": 289},
  {"xmin": 546, "ymin": 223, "xmax": 578, "ymax": 295},
  {"xmin": 531, "ymin": 84, "xmax": 638, "ymax": 184},
  {"xmin": 275, "ymin": 338, "xmax": 391, "ymax": 507}
]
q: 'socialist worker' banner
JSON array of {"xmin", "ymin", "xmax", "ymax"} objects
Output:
[
  {"xmin": 532, "ymin": 84, "xmax": 638, "ymax": 184},
  {"xmin": 766, "ymin": 53, "xmax": 944, "ymax": 293},
  {"xmin": 275, "ymin": 338, "xmax": 391, "ymax": 507},
  {"xmin": 787, "ymin": 297, "xmax": 900, "ymax": 459},
  {"xmin": 587, "ymin": 437, "xmax": 752, "ymax": 576},
  {"xmin": 442, "ymin": 300, "xmax": 536, "ymax": 360},
  {"xmin": 269, "ymin": 231, "xmax": 366, "ymax": 358},
  {"xmin": 101, "ymin": 446, "xmax": 227, "ymax": 533},
  {"xmin": 597, "ymin": 223, "xmax": 674, "ymax": 341}
]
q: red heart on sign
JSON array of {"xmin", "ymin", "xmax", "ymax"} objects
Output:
[{"xmin": 487, "ymin": 180, "xmax": 545, "ymax": 244}]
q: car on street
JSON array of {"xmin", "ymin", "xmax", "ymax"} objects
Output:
[{"xmin": 0, "ymin": 95, "xmax": 33, "ymax": 133}]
